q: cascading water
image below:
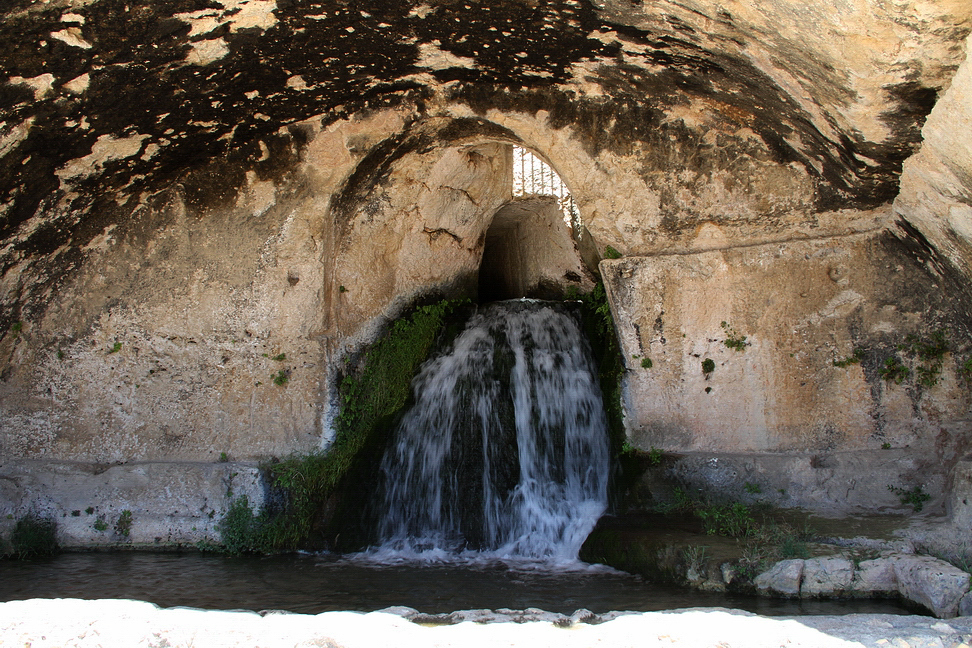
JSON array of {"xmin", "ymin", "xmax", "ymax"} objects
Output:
[{"xmin": 374, "ymin": 300, "xmax": 609, "ymax": 562}]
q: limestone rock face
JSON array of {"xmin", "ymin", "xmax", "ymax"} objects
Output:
[
  {"xmin": 755, "ymin": 559, "xmax": 804, "ymax": 596},
  {"xmin": 895, "ymin": 33, "xmax": 972, "ymax": 281},
  {"xmin": 0, "ymin": 0, "xmax": 971, "ymax": 539},
  {"xmin": 801, "ymin": 557, "xmax": 855, "ymax": 597},
  {"xmin": 0, "ymin": 460, "xmax": 263, "ymax": 548}
]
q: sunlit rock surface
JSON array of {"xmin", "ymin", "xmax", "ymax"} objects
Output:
[{"xmin": 4, "ymin": 600, "xmax": 972, "ymax": 648}]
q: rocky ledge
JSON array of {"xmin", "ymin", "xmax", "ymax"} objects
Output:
[
  {"xmin": 3, "ymin": 599, "xmax": 972, "ymax": 648},
  {"xmin": 755, "ymin": 554, "xmax": 972, "ymax": 619}
]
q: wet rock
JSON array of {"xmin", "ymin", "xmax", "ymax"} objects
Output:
[
  {"xmin": 801, "ymin": 556, "xmax": 855, "ymax": 597},
  {"xmin": 755, "ymin": 559, "xmax": 804, "ymax": 596}
]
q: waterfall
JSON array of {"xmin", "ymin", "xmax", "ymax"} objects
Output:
[{"xmin": 375, "ymin": 300, "xmax": 609, "ymax": 561}]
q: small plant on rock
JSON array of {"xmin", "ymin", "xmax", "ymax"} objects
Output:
[
  {"xmin": 833, "ymin": 348, "xmax": 865, "ymax": 368},
  {"xmin": 888, "ymin": 484, "xmax": 931, "ymax": 512},
  {"xmin": 115, "ymin": 510, "xmax": 133, "ymax": 537},
  {"xmin": 879, "ymin": 357, "xmax": 910, "ymax": 384},
  {"xmin": 720, "ymin": 321, "xmax": 748, "ymax": 352},
  {"xmin": 646, "ymin": 446, "xmax": 663, "ymax": 466},
  {"xmin": 701, "ymin": 358, "xmax": 715, "ymax": 376},
  {"xmin": 272, "ymin": 369, "xmax": 289, "ymax": 386},
  {"xmin": 604, "ymin": 245, "xmax": 623, "ymax": 259},
  {"xmin": 641, "ymin": 357, "xmax": 652, "ymax": 369}
]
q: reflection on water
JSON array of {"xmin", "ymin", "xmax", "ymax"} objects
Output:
[{"xmin": 0, "ymin": 552, "xmax": 920, "ymax": 617}]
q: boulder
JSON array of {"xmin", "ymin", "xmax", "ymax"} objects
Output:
[
  {"xmin": 891, "ymin": 555, "xmax": 971, "ymax": 618},
  {"xmin": 755, "ymin": 559, "xmax": 804, "ymax": 596},
  {"xmin": 801, "ymin": 556, "xmax": 854, "ymax": 597},
  {"xmin": 851, "ymin": 558, "xmax": 898, "ymax": 596}
]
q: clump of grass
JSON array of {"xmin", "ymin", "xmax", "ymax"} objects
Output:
[
  {"xmin": 107, "ymin": 342, "xmax": 122, "ymax": 354},
  {"xmin": 9, "ymin": 514, "xmax": 58, "ymax": 558}
]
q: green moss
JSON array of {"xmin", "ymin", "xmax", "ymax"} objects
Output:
[
  {"xmin": 701, "ymin": 358, "xmax": 715, "ymax": 374},
  {"xmin": 604, "ymin": 245, "xmax": 623, "ymax": 259},
  {"xmin": 220, "ymin": 297, "xmax": 470, "ymax": 554},
  {"xmin": 573, "ymin": 283, "xmax": 625, "ymax": 458}
]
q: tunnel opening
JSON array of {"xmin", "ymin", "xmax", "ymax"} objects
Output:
[{"xmin": 477, "ymin": 147, "xmax": 593, "ymax": 302}]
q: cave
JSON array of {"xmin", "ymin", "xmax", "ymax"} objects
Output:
[{"xmin": 0, "ymin": 0, "xmax": 971, "ymax": 572}]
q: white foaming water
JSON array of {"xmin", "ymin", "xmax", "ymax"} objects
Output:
[{"xmin": 373, "ymin": 300, "xmax": 609, "ymax": 564}]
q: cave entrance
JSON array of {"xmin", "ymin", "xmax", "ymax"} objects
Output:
[{"xmin": 478, "ymin": 146, "xmax": 596, "ymax": 302}]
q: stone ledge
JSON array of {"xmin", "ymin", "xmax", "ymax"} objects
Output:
[
  {"xmin": 0, "ymin": 460, "xmax": 265, "ymax": 549},
  {"xmin": 755, "ymin": 553, "xmax": 971, "ymax": 618}
]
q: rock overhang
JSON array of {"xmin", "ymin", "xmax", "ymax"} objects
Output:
[{"xmin": 2, "ymin": 0, "xmax": 969, "ymax": 286}]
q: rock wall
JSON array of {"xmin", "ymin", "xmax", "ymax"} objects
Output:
[
  {"xmin": 1, "ymin": 0, "xmax": 972, "ymax": 541},
  {"xmin": 895, "ymin": 32, "xmax": 972, "ymax": 281}
]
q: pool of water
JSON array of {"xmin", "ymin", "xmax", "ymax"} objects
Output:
[{"xmin": 0, "ymin": 552, "xmax": 921, "ymax": 616}]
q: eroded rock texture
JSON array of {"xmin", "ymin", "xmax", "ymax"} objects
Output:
[{"xmin": 1, "ymin": 0, "xmax": 972, "ymax": 539}]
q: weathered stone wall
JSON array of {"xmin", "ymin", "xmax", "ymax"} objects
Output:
[
  {"xmin": 895, "ymin": 32, "xmax": 972, "ymax": 280},
  {"xmin": 1, "ymin": 0, "xmax": 972, "ymax": 537}
]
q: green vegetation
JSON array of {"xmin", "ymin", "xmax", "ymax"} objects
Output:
[
  {"xmin": 272, "ymin": 370, "xmax": 289, "ymax": 386},
  {"xmin": 11, "ymin": 321, "xmax": 22, "ymax": 333},
  {"xmin": 833, "ymin": 348, "xmax": 865, "ymax": 368},
  {"xmin": 85, "ymin": 507, "xmax": 94, "ymax": 515},
  {"xmin": 900, "ymin": 330, "xmax": 948, "ymax": 387},
  {"xmin": 701, "ymin": 358, "xmax": 715, "ymax": 375},
  {"xmin": 640, "ymin": 357, "xmax": 652, "ymax": 369},
  {"xmin": 572, "ymin": 283, "xmax": 625, "ymax": 459},
  {"xmin": 696, "ymin": 502, "xmax": 758, "ymax": 538},
  {"xmin": 604, "ymin": 245, "xmax": 623, "ymax": 259},
  {"xmin": 94, "ymin": 518, "xmax": 108, "ymax": 532},
  {"xmin": 888, "ymin": 484, "xmax": 931, "ymax": 512},
  {"xmin": 218, "ymin": 452, "xmax": 229, "ymax": 463},
  {"xmin": 961, "ymin": 357, "xmax": 972, "ymax": 383},
  {"xmin": 271, "ymin": 353, "xmax": 286, "ymax": 362},
  {"xmin": 880, "ymin": 330, "xmax": 950, "ymax": 388},
  {"xmin": 115, "ymin": 510, "xmax": 133, "ymax": 537},
  {"xmin": 881, "ymin": 442, "xmax": 892, "ymax": 450},
  {"xmin": 646, "ymin": 446, "xmax": 663, "ymax": 466},
  {"xmin": 107, "ymin": 342, "xmax": 122, "ymax": 354},
  {"xmin": 744, "ymin": 481, "xmax": 762, "ymax": 494},
  {"xmin": 720, "ymin": 321, "xmax": 748, "ymax": 352},
  {"xmin": 216, "ymin": 297, "xmax": 470, "ymax": 554},
  {"xmin": 7, "ymin": 514, "xmax": 58, "ymax": 559},
  {"xmin": 879, "ymin": 357, "xmax": 910, "ymax": 384}
]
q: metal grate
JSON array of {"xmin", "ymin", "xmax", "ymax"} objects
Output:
[{"xmin": 512, "ymin": 146, "xmax": 580, "ymax": 230}]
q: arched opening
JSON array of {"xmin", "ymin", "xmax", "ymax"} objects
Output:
[{"xmin": 478, "ymin": 146, "xmax": 595, "ymax": 302}]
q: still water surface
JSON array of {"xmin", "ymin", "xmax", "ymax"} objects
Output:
[{"xmin": 0, "ymin": 552, "xmax": 919, "ymax": 616}]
